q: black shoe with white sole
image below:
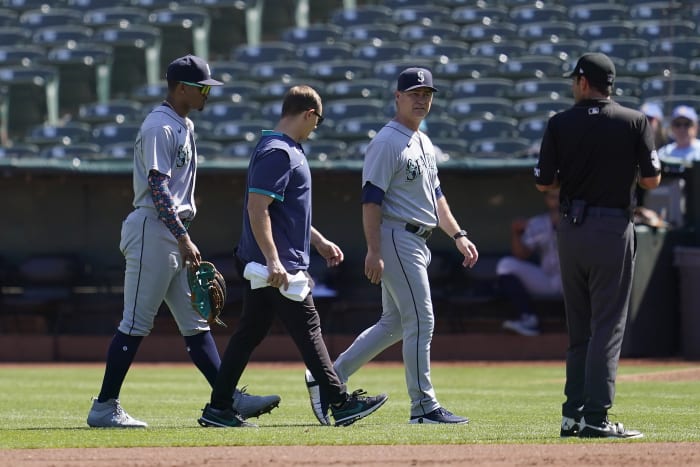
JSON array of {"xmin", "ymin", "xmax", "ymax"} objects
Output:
[{"xmin": 578, "ymin": 417, "xmax": 643, "ymax": 439}]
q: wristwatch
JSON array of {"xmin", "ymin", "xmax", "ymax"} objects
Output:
[{"xmin": 453, "ymin": 229, "xmax": 468, "ymax": 240}]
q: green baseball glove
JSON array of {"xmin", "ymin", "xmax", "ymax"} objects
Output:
[{"xmin": 188, "ymin": 261, "xmax": 227, "ymax": 327}]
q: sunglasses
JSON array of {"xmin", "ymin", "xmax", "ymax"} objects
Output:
[
  {"xmin": 672, "ymin": 120, "xmax": 693, "ymax": 128},
  {"xmin": 311, "ymin": 109, "xmax": 325, "ymax": 126},
  {"xmin": 180, "ymin": 81, "xmax": 211, "ymax": 96}
]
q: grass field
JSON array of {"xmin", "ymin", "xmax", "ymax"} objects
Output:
[{"xmin": 1, "ymin": 361, "xmax": 699, "ymax": 449}]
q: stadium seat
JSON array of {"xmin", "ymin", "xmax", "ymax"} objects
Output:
[
  {"xmin": 231, "ymin": 42, "xmax": 296, "ymax": 66},
  {"xmin": 452, "ymin": 78, "xmax": 513, "ymax": 99},
  {"xmin": 45, "ymin": 43, "xmax": 113, "ymax": 112},
  {"xmin": 194, "ymin": 140, "xmax": 223, "ymax": 162},
  {"xmin": 325, "ymin": 79, "xmax": 388, "ymax": 100},
  {"xmin": 410, "ymin": 40, "xmax": 470, "ymax": 63},
  {"xmin": 634, "ymin": 20, "xmax": 696, "ymax": 42},
  {"xmin": 19, "ymin": 7, "xmax": 84, "ymax": 30},
  {"xmin": 641, "ymin": 74, "xmax": 700, "ymax": 100},
  {"xmin": 344, "ymin": 140, "xmax": 371, "ymax": 160},
  {"xmin": 470, "ymin": 40, "xmax": 528, "ymax": 60},
  {"xmin": 0, "ymin": 8, "xmax": 18, "ymax": 27},
  {"xmin": 629, "ymin": 2, "xmax": 686, "ymax": 20},
  {"xmin": 517, "ymin": 21, "xmax": 577, "ymax": 42},
  {"xmin": 251, "ymin": 60, "xmax": 309, "ymax": 82},
  {"xmin": 207, "ymin": 81, "xmax": 260, "ymax": 104},
  {"xmin": 458, "ymin": 116, "xmax": 519, "ymax": 141},
  {"xmin": 448, "ymin": 97, "xmax": 513, "ymax": 120},
  {"xmin": 497, "ymin": 55, "xmax": 567, "ymax": 80},
  {"xmin": 0, "ymin": 65, "xmax": 59, "ymax": 139},
  {"xmin": 577, "ymin": 21, "xmax": 635, "ymax": 42},
  {"xmin": 0, "ymin": 143, "xmax": 40, "ymax": 158},
  {"xmin": 528, "ymin": 38, "xmax": 588, "ymax": 62},
  {"xmin": 148, "ymin": 6, "xmax": 211, "ymax": 70},
  {"xmin": 341, "ymin": 23, "xmax": 400, "ymax": 44},
  {"xmin": 421, "ymin": 115, "xmax": 459, "ymax": 139},
  {"xmin": 625, "ymin": 56, "xmax": 688, "ymax": 78},
  {"xmin": 217, "ymin": 141, "xmax": 254, "ymax": 159},
  {"xmin": 78, "ymin": 99, "xmax": 143, "ymax": 125},
  {"xmin": 512, "ymin": 96, "xmax": 573, "ymax": 118},
  {"xmin": 322, "ymin": 98, "xmax": 385, "ymax": 128},
  {"xmin": 434, "ymin": 57, "xmax": 499, "ymax": 80},
  {"xmin": 208, "ymin": 60, "xmax": 250, "ymax": 84},
  {"xmin": 130, "ymin": 82, "xmax": 168, "ymax": 104},
  {"xmin": 568, "ymin": 3, "xmax": 628, "ymax": 22},
  {"xmin": 281, "ymin": 24, "xmax": 343, "ymax": 45},
  {"xmin": 353, "ymin": 41, "xmax": 411, "ymax": 64},
  {"xmin": 512, "ymin": 78, "xmax": 570, "ymax": 99},
  {"xmin": 0, "ymin": 44, "xmax": 44, "ymax": 65},
  {"xmin": 199, "ymin": 101, "xmax": 261, "ymax": 127},
  {"xmin": 373, "ymin": 58, "xmax": 435, "ymax": 82},
  {"xmin": 308, "ymin": 60, "xmax": 373, "ymax": 82},
  {"xmin": 91, "ymin": 122, "xmax": 140, "ymax": 147},
  {"xmin": 329, "ymin": 5, "xmax": 393, "ymax": 28},
  {"xmin": 304, "ymin": 138, "xmax": 348, "ymax": 162},
  {"xmin": 589, "ymin": 38, "xmax": 649, "ymax": 63},
  {"xmin": 39, "ymin": 142, "xmax": 102, "ymax": 160},
  {"xmin": 189, "ymin": 0, "xmax": 246, "ymax": 60},
  {"xmin": 650, "ymin": 37, "xmax": 700, "ymax": 62},
  {"xmin": 469, "ymin": 137, "xmax": 533, "ymax": 159},
  {"xmin": 83, "ymin": 6, "xmax": 149, "ymax": 27},
  {"xmin": 612, "ymin": 76, "xmax": 643, "ymax": 99},
  {"xmin": 100, "ymin": 141, "xmax": 133, "ymax": 159},
  {"xmin": 399, "ymin": 24, "xmax": 460, "ymax": 42},
  {"xmin": 509, "ymin": 4, "xmax": 567, "ymax": 23},
  {"xmin": 517, "ymin": 116, "xmax": 548, "ymax": 144},
  {"xmin": 209, "ymin": 119, "xmax": 274, "ymax": 143},
  {"xmin": 295, "ymin": 42, "xmax": 354, "ymax": 65},
  {"xmin": 459, "ymin": 22, "xmax": 518, "ymax": 43},
  {"xmin": 31, "ymin": 25, "xmax": 94, "ymax": 48},
  {"xmin": 658, "ymin": 95, "xmax": 700, "ymax": 117},
  {"xmin": 333, "ymin": 116, "xmax": 386, "ymax": 141},
  {"xmin": 26, "ymin": 122, "xmax": 92, "ymax": 148},
  {"xmin": 93, "ymin": 24, "xmax": 161, "ymax": 96},
  {"xmin": 450, "ymin": 5, "xmax": 508, "ymax": 25},
  {"xmin": 0, "ymin": 27, "xmax": 32, "ymax": 46},
  {"xmin": 430, "ymin": 137, "xmax": 468, "ymax": 160},
  {"xmin": 255, "ymin": 79, "xmax": 325, "ymax": 104},
  {"xmin": 613, "ymin": 95, "xmax": 641, "ymax": 109},
  {"xmin": 391, "ymin": 5, "xmax": 451, "ymax": 26},
  {"xmin": 66, "ymin": 0, "xmax": 132, "ymax": 8}
]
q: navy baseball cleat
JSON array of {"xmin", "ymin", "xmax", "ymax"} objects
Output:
[
  {"xmin": 578, "ymin": 417, "xmax": 643, "ymax": 439},
  {"xmin": 198, "ymin": 403, "xmax": 257, "ymax": 428},
  {"xmin": 331, "ymin": 389, "xmax": 388, "ymax": 427},
  {"xmin": 410, "ymin": 407, "xmax": 469, "ymax": 424},
  {"xmin": 232, "ymin": 386, "xmax": 281, "ymax": 419},
  {"xmin": 304, "ymin": 369, "xmax": 330, "ymax": 425},
  {"xmin": 560, "ymin": 415, "xmax": 581, "ymax": 437}
]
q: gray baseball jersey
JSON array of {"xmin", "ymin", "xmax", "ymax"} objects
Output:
[
  {"xmin": 362, "ymin": 120, "xmax": 440, "ymax": 228},
  {"xmin": 133, "ymin": 105, "xmax": 197, "ymax": 220}
]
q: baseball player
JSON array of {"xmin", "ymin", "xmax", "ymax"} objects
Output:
[
  {"xmin": 536, "ymin": 52, "xmax": 661, "ymax": 438},
  {"xmin": 305, "ymin": 67, "xmax": 478, "ymax": 425},
  {"xmin": 87, "ymin": 55, "xmax": 279, "ymax": 428}
]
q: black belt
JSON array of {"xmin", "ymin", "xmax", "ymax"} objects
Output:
[
  {"xmin": 405, "ymin": 223, "xmax": 432, "ymax": 240},
  {"xmin": 585, "ymin": 207, "xmax": 630, "ymax": 219}
]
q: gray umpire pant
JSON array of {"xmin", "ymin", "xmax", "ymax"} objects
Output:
[{"xmin": 557, "ymin": 215, "xmax": 635, "ymax": 423}]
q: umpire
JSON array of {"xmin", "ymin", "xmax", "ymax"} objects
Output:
[{"xmin": 535, "ymin": 52, "xmax": 661, "ymax": 439}]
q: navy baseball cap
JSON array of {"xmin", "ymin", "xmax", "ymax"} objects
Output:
[
  {"xmin": 565, "ymin": 52, "xmax": 615, "ymax": 88},
  {"xmin": 397, "ymin": 67, "xmax": 438, "ymax": 92},
  {"xmin": 166, "ymin": 54, "xmax": 223, "ymax": 86}
]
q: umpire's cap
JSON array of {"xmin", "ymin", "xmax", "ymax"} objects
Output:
[
  {"xmin": 397, "ymin": 67, "xmax": 438, "ymax": 92},
  {"xmin": 565, "ymin": 53, "xmax": 615, "ymax": 88},
  {"xmin": 166, "ymin": 54, "xmax": 223, "ymax": 86}
]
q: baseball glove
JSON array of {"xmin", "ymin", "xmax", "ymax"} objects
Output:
[{"xmin": 188, "ymin": 261, "xmax": 227, "ymax": 327}]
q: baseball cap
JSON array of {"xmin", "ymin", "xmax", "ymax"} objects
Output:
[
  {"xmin": 565, "ymin": 52, "xmax": 615, "ymax": 88},
  {"xmin": 166, "ymin": 54, "xmax": 223, "ymax": 86},
  {"xmin": 671, "ymin": 105, "xmax": 698, "ymax": 123},
  {"xmin": 640, "ymin": 102, "xmax": 663, "ymax": 121},
  {"xmin": 397, "ymin": 67, "xmax": 438, "ymax": 92}
]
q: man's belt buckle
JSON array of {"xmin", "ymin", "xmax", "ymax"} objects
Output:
[{"xmin": 406, "ymin": 223, "xmax": 432, "ymax": 240}]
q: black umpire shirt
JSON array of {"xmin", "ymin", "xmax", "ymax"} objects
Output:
[{"xmin": 535, "ymin": 99, "xmax": 661, "ymax": 209}]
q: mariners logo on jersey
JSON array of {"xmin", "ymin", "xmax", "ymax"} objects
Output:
[
  {"xmin": 405, "ymin": 152, "xmax": 437, "ymax": 181},
  {"xmin": 175, "ymin": 143, "xmax": 192, "ymax": 168}
]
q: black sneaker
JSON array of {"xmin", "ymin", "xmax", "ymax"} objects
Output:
[
  {"xmin": 578, "ymin": 417, "xmax": 643, "ymax": 439},
  {"xmin": 331, "ymin": 389, "xmax": 388, "ymax": 427},
  {"xmin": 198, "ymin": 403, "xmax": 257, "ymax": 428},
  {"xmin": 560, "ymin": 415, "xmax": 581, "ymax": 437},
  {"xmin": 410, "ymin": 407, "xmax": 469, "ymax": 424}
]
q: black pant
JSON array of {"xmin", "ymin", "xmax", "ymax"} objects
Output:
[
  {"xmin": 557, "ymin": 216, "xmax": 635, "ymax": 424},
  {"xmin": 211, "ymin": 278, "xmax": 347, "ymax": 409}
]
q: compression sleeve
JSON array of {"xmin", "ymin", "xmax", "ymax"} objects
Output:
[
  {"xmin": 148, "ymin": 169, "xmax": 188, "ymax": 239},
  {"xmin": 435, "ymin": 185, "xmax": 444, "ymax": 199},
  {"xmin": 361, "ymin": 181, "xmax": 385, "ymax": 205}
]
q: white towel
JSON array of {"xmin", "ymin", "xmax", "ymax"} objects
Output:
[{"xmin": 242, "ymin": 262, "xmax": 311, "ymax": 302}]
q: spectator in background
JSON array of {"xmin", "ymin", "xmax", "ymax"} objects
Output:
[
  {"xmin": 658, "ymin": 105, "xmax": 700, "ymax": 165},
  {"xmin": 640, "ymin": 102, "xmax": 667, "ymax": 150},
  {"xmin": 497, "ymin": 189, "xmax": 562, "ymax": 337}
]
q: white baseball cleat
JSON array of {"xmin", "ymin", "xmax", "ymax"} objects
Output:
[{"xmin": 87, "ymin": 398, "xmax": 147, "ymax": 428}]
